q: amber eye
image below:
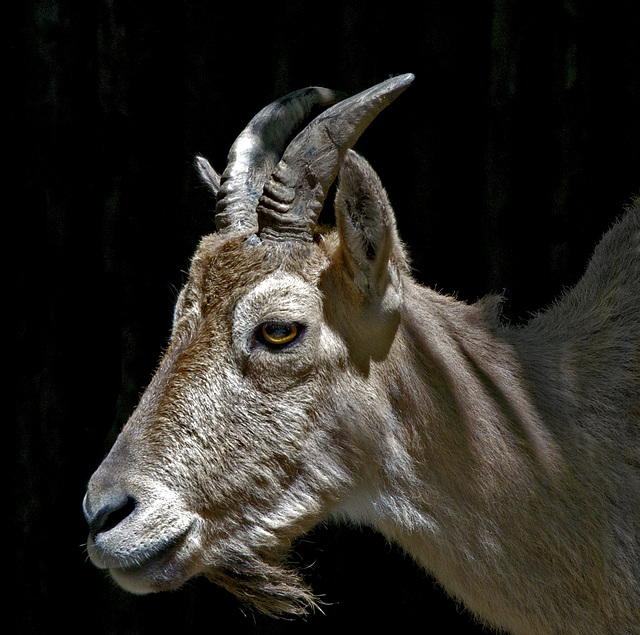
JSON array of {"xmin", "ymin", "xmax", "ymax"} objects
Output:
[{"xmin": 257, "ymin": 321, "xmax": 302, "ymax": 348}]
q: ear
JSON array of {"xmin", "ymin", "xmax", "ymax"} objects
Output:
[
  {"xmin": 195, "ymin": 155, "xmax": 221, "ymax": 197},
  {"xmin": 335, "ymin": 150, "xmax": 406, "ymax": 297}
]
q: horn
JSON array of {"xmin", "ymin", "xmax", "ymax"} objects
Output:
[
  {"xmin": 257, "ymin": 73, "xmax": 415, "ymax": 241},
  {"xmin": 214, "ymin": 87, "xmax": 345, "ymax": 234}
]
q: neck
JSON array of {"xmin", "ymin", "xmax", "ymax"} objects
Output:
[{"xmin": 338, "ymin": 280, "xmax": 603, "ymax": 634}]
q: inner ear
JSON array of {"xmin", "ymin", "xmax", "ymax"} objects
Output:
[{"xmin": 335, "ymin": 150, "xmax": 400, "ymax": 295}]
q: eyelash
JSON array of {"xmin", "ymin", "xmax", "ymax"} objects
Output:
[{"xmin": 256, "ymin": 321, "xmax": 305, "ymax": 349}]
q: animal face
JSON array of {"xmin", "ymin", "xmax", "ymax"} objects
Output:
[{"xmin": 83, "ymin": 74, "xmax": 415, "ymax": 613}]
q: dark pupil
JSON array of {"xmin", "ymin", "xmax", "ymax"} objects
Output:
[{"xmin": 265, "ymin": 323, "xmax": 294, "ymax": 340}]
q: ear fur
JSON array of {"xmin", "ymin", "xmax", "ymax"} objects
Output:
[
  {"xmin": 335, "ymin": 149, "xmax": 406, "ymax": 297},
  {"xmin": 195, "ymin": 155, "xmax": 221, "ymax": 197}
]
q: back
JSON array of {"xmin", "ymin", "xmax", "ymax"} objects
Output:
[
  {"xmin": 520, "ymin": 201, "xmax": 640, "ymax": 444},
  {"xmin": 509, "ymin": 202, "xmax": 640, "ymax": 627}
]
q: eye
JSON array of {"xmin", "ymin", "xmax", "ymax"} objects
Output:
[{"xmin": 257, "ymin": 321, "xmax": 303, "ymax": 348}]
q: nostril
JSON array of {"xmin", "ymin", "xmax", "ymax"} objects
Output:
[{"xmin": 86, "ymin": 494, "xmax": 137, "ymax": 537}]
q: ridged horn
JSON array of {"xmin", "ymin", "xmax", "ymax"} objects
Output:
[
  {"xmin": 214, "ymin": 87, "xmax": 345, "ymax": 234},
  {"xmin": 257, "ymin": 73, "xmax": 415, "ymax": 241}
]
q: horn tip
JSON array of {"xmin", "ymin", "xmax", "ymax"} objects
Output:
[{"xmin": 386, "ymin": 72, "xmax": 415, "ymax": 93}]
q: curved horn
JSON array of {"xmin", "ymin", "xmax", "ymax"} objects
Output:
[
  {"xmin": 257, "ymin": 73, "xmax": 415, "ymax": 241},
  {"xmin": 214, "ymin": 87, "xmax": 345, "ymax": 234}
]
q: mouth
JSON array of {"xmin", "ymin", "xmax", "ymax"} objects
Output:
[{"xmin": 87, "ymin": 520, "xmax": 199, "ymax": 594}]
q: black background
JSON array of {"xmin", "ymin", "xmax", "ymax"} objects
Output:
[{"xmin": 12, "ymin": 0, "xmax": 640, "ymax": 633}]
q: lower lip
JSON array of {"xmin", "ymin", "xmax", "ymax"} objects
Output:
[{"xmin": 88, "ymin": 520, "xmax": 197, "ymax": 581}]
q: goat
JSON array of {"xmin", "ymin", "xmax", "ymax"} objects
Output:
[{"xmin": 83, "ymin": 74, "xmax": 640, "ymax": 634}]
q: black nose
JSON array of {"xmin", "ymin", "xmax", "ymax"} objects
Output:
[{"xmin": 83, "ymin": 489, "xmax": 137, "ymax": 536}]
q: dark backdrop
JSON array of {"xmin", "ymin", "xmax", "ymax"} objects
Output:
[{"xmin": 12, "ymin": 0, "xmax": 640, "ymax": 633}]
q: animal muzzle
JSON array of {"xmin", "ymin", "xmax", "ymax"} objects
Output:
[{"xmin": 83, "ymin": 468, "xmax": 201, "ymax": 594}]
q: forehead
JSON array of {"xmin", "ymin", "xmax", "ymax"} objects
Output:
[{"xmin": 186, "ymin": 232, "xmax": 334, "ymax": 303}]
